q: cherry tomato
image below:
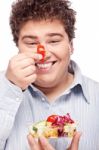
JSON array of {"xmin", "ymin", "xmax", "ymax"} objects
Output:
[
  {"xmin": 37, "ymin": 44, "xmax": 46, "ymax": 62},
  {"xmin": 47, "ymin": 115, "xmax": 58, "ymax": 122}
]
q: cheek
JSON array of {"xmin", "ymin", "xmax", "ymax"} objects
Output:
[
  {"xmin": 57, "ymin": 48, "xmax": 71, "ymax": 61},
  {"xmin": 18, "ymin": 41, "xmax": 25, "ymax": 52},
  {"xmin": 55, "ymin": 43, "xmax": 71, "ymax": 59},
  {"xmin": 18, "ymin": 43, "xmax": 32, "ymax": 53}
]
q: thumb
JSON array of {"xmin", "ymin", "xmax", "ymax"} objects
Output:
[
  {"xmin": 39, "ymin": 136, "xmax": 55, "ymax": 150},
  {"xmin": 67, "ymin": 132, "xmax": 81, "ymax": 150}
]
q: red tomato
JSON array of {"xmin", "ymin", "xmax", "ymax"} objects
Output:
[
  {"xmin": 37, "ymin": 44, "xmax": 46, "ymax": 62},
  {"xmin": 47, "ymin": 115, "xmax": 58, "ymax": 122}
]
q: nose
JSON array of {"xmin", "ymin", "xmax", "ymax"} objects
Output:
[
  {"xmin": 39, "ymin": 43, "xmax": 51, "ymax": 59},
  {"xmin": 37, "ymin": 44, "xmax": 51, "ymax": 62},
  {"xmin": 44, "ymin": 45, "xmax": 52, "ymax": 60}
]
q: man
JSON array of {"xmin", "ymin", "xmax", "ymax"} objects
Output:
[{"xmin": 0, "ymin": 0, "xmax": 99, "ymax": 149}]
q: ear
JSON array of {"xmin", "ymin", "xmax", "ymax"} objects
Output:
[{"xmin": 69, "ymin": 40, "xmax": 74, "ymax": 55}]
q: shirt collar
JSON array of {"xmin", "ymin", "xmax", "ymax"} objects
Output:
[
  {"xmin": 29, "ymin": 60, "xmax": 90, "ymax": 104},
  {"xmin": 69, "ymin": 60, "xmax": 90, "ymax": 104}
]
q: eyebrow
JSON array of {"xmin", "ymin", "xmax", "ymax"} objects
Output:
[
  {"xmin": 22, "ymin": 35, "xmax": 38, "ymax": 40},
  {"xmin": 46, "ymin": 33, "xmax": 64, "ymax": 37},
  {"xmin": 22, "ymin": 33, "xmax": 63, "ymax": 40}
]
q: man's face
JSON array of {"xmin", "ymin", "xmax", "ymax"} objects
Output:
[{"xmin": 18, "ymin": 19, "xmax": 73, "ymax": 88}]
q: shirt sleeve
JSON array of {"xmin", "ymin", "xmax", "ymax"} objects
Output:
[{"xmin": 0, "ymin": 72, "xmax": 23, "ymax": 149}]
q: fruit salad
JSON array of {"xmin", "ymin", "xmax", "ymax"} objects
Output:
[{"xmin": 29, "ymin": 113, "xmax": 76, "ymax": 138}]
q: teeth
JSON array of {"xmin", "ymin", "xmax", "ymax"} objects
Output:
[{"xmin": 36, "ymin": 63, "xmax": 52, "ymax": 69}]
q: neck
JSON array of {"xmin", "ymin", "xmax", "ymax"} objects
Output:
[{"xmin": 35, "ymin": 72, "xmax": 74, "ymax": 102}]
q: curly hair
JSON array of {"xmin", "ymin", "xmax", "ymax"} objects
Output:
[{"xmin": 10, "ymin": 0, "xmax": 76, "ymax": 45}]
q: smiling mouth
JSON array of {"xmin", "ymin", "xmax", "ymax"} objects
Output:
[{"xmin": 35, "ymin": 61, "xmax": 56, "ymax": 69}]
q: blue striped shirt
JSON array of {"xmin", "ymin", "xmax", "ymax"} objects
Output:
[{"xmin": 0, "ymin": 60, "xmax": 99, "ymax": 150}]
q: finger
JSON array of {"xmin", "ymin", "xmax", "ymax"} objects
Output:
[
  {"xmin": 24, "ymin": 73, "xmax": 37, "ymax": 84},
  {"xmin": 11, "ymin": 52, "xmax": 42, "ymax": 62},
  {"xmin": 68, "ymin": 132, "xmax": 81, "ymax": 150},
  {"xmin": 19, "ymin": 52, "xmax": 42, "ymax": 61},
  {"xmin": 18, "ymin": 58, "xmax": 35, "ymax": 69},
  {"xmin": 21, "ymin": 65, "xmax": 36, "ymax": 76},
  {"xmin": 39, "ymin": 136, "xmax": 55, "ymax": 150},
  {"xmin": 27, "ymin": 134, "xmax": 39, "ymax": 149},
  {"xmin": 10, "ymin": 53, "xmax": 32, "ymax": 62},
  {"xmin": 9, "ymin": 54, "xmax": 41, "ymax": 71}
]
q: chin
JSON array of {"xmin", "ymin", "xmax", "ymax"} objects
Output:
[{"xmin": 34, "ymin": 79, "xmax": 56, "ymax": 88}]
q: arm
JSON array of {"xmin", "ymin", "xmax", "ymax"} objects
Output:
[
  {"xmin": 0, "ymin": 52, "xmax": 42, "ymax": 149},
  {"xmin": 0, "ymin": 72, "xmax": 23, "ymax": 149}
]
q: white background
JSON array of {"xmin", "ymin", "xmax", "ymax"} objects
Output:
[{"xmin": 0, "ymin": 0, "xmax": 99, "ymax": 81}]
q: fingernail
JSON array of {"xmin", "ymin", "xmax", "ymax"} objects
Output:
[
  {"xmin": 39, "ymin": 136, "xmax": 47, "ymax": 144},
  {"xmin": 38, "ymin": 54, "xmax": 43, "ymax": 60},
  {"xmin": 34, "ymin": 54, "xmax": 42, "ymax": 60}
]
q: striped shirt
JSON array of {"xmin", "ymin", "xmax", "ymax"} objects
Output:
[{"xmin": 0, "ymin": 60, "xmax": 99, "ymax": 150}]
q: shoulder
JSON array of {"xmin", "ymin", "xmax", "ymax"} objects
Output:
[
  {"xmin": 82, "ymin": 75, "xmax": 99, "ymax": 97},
  {"xmin": 0, "ymin": 71, "xmax": 6, "ymax": 81},
  {"xmin": 0, "ymin": 70, "xmax": 6, "ymax": 77},
  {"xmin": 82, "ymin": 75, "xmax": 99, "ymax": 87}
]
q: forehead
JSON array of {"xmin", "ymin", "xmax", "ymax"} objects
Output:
[{"xmin": 19, "ymin": 19, "xmax": 66, "ymax": 37}]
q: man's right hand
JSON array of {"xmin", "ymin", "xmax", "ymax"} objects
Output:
[{"xmin": 5, "ymin": 52, "xmax": 42, "ymax": 90}]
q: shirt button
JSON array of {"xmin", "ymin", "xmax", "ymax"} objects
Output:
[
  {"xmin": 42, "ymin": 98, "xmax": 45, "ymax": 101},
  {"xmin": 16, "ymin": 97, "xmax": 20, "ymax": 102}
]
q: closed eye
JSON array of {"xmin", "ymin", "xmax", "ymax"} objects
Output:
[
  {"xmin": 26, "ymin": 42, "xmax": 38, "ymax": 45},
  {"xmin": 49, "ymin": 40, "xmax": 60, "ymax": 43}
]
